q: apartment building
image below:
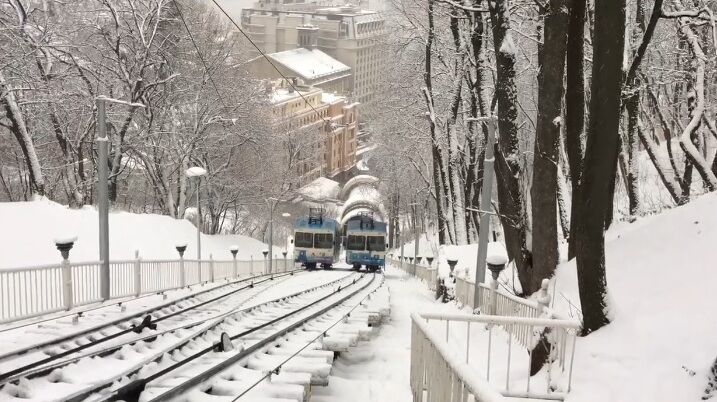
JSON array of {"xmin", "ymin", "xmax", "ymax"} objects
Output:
[
  {"xmin": 246, "ymin": 45, "xmax": 352, "ymax": 95},
  {"xmin": 269, "ymin": 79, "xmax": 359, "ymax": 185},
  {"xmin": 241, "ymin": 6, "xmax": 385, "ymax": 103}
]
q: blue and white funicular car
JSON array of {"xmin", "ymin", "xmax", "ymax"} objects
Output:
[
  {"xmin": 344, "ymin": 213, "xmax": 387, "ymax": 272},
  {"xmin": 293, "ymin": 208, "xmax": 339, "ymax": 269}
]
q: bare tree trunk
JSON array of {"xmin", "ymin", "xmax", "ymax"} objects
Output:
[
  {"xmin": 573, "ymin": 0, "xmax": 626, "ymax": 335},
  {"xmin": 489, "ymin": 0, "xmax": 533, "ymax": 294},
  {"xmin": 423, "ymin": 0, "xmax": 449, "ymax": 245},
  {"xmin": 531, "ymin": 0, "xmax": 569, "ymax": 290},
  {"xmin": 0, "ymin": 71, "xmax": 45, "ymax": 197},
  {"xmin": 565, "ymin": 0, "xmax": 586, "ymax": 260},
  {"xmin": 637, "ymin": 118, "xmax": 684, "ymax": 203},
  {"xmin": 673, "ymin": 3, "xmax": 717, "ymax": 190}
]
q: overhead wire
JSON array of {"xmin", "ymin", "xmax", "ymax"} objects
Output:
[{"xmin": 172, "ymin": 0, "xmax": 228, "ymax": 111}]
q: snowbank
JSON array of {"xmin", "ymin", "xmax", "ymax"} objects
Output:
[
  {"xmin": 551, "ymin": 192, "xmax": 717, "ymax": 401},
  {"xmin": 0, "ymin": 199, "xmax": 276, "ymax": 268}
]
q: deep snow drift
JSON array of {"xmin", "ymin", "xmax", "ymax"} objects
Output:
[
  {"xmin": 0, "ymin": 199, "xmax": 280, "ymax": 268},
  {"xmin": 551, "ymin": 192, "xmax": 717, "ymax": 402},
  {"xmin": 389, "ymin": 193, "xmax": 717, "ymax": 401}
]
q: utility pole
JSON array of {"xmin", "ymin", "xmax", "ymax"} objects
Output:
[
  {"xmin": 267, "ymin": 197, "xmax": 278, "ymax": 274},
  {"xmin": 95, "ymin": 96, "xmax": 145, "ymax": 301},
  {"xmin": 472, "ymin": 117, "xmax": 498, "ymax": 312},
  {"xmin": 96, "ymin": 99, "xmax": 109, "ymax": 301}
]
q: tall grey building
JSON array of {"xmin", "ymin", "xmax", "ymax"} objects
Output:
[{"xmin": 241, "ymin": 5, "xmax": 385, "ymax": 104}]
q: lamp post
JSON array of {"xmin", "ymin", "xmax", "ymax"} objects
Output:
[
  {"xmin": 471, "ymin": 117, "xmax": 498, "ymax": 312},
  {"xmin": 409, "ymin": 202, "xmax": 419, "ymax": 277},
  {"xmin": 95, "ymin": 96, "xmax": 145, "ymax": 301},
  {"xmin": 186, "ymin": 166, "xmax": 207, "ymax": 261}
]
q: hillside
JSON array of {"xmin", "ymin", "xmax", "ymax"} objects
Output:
[
  {"xmin": 0, "ymin": 199, "xmax": 280, "ymax": 268},
  {"xmin": 551, "ymin": 193, "xmax": 717, "ymax": 401}
]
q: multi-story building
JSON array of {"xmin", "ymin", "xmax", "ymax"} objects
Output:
[
  {"xmin": 246, "ymin": 45, "xmax": 352, "ymax": 95},
  {"xmin": 241, "ymin": 6, "xmax": 385, "ymax": 103},
  {"xmin": 269, "ymin": 79, "xmax": 359, "ymax": 185}
]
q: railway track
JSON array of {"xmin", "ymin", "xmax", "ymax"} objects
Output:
[
  {"xmin": 94, "ymin": 272, "xmax": 387, "ymax": 402},
  {"xmin": 0, "ymin": 270, "xmax": 308, "ymax": 379},
  {"xmin": 0, "ymin": 271, "xmax": 362, "ymax": 401}
]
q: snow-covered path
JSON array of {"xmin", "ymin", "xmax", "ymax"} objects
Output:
[{"xmin": 312, "ymin": 267, "xmax": 456, "ymax": 402}]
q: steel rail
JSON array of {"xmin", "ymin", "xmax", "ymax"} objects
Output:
[
  {"xmin": 0, "ymin": 270, "xmax": 300, "ymax": 382},
  {"xmin": 97, "ymin": 274, "xmax": 375, "ymax": 402},
  {"xmin": 30, "ymin": 273, "xmax": 360, "ymax": 402}
]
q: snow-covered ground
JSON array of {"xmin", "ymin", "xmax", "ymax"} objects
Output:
[
  {"xmin": 358, "ymin": 193, "xmax": 717, "ymax": 401},
  {"xmin": 549, "ymin": 192, "xmax": 717, "ymax": 402},
  {"xmin": 0, "ymin": 199, "xmax": 280, "ymax": 268}
]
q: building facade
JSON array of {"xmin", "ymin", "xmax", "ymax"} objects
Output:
[
  {"xmin": 241, "ymin": 6, "xmax": 385, "ymax": 104},
  {"xmin": 246, "ymin": 47, "xmax": 352, "ymax": 95},
  {"xmin": 269, "ymin": 79, "xmax": 359, "ymax": 185}
]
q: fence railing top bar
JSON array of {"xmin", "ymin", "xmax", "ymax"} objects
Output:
[
  {"xmin": 0, "ymin": 263, "xmax": 65, "ymax": 273},
  {"xmin": 416, "ymin": 312, "xmax": 582, "ymax": 330},
  {"xmin": 68, "ymin": 261, "xmax": 104, "ymax": 267},
  {"xmin": 412, "ymin": 313, "xmax": 508, "ymax": 402}
]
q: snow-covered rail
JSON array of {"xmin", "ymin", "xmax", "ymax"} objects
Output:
[
  {"xmin": 85, "ymin": 273, "xmax": 382, "ymax": 402},
  {"xmin": 0, "ymin": 271, "xmax": 358, "ymax": 401},
  {"xmin": 0, "ymin": 256, "xmax": 292, "ymax": 324},
  {"xmin": 0, "ymin": 270, "xmax": 309, "ymax": 383},
  {"xmin": 411, "ymin": 312, "xmax": 581, "ymax": 401}
]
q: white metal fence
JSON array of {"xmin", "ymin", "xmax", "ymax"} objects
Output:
[
  {"xmin": 0, "ymin": 255, "xmax": 292, "ymax": 324},
  {"xmin": 411, "ymin": 312, "xmax": 580, "ymax": 401},
  {"xmin": 389, "ymin": 257, "xmax": 439, "ymax": 291}
]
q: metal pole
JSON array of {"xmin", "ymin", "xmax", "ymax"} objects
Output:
[
  {"xmin": 474, "ymin": 119, "xmax": 497, "ymax": 312},
  {"xmin": 196, "ymin": 179, "xmax": 202, "ymax": 260},
  {"xmin": 268, "ymin": 200, "xmax": 274, "ymax": 274},
  {"xmin": 399, "ymin": 222, "xmax": 405, "ymax": 272},
  {"xmin": 96, "ymin": 99, "xmax": 110, "ymax": 301},
  {"xmin": 411, "ymin": 203, "xmax": 419, "ymax": 277}
]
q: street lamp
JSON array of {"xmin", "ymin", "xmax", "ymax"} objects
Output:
[
  {"xmin": 186, "ymin": 166, "xmax": 207, "ymax": 260},
  {"xmin": 95, "ymin": 96, "xmax": 145, "ymax": 301},
  {"xmin": 409, "ymin": 202, "xmax": 419, "ymax": 277}
]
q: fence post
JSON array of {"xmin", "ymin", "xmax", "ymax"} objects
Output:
[
  {"xmin": 209, "ymin": 254, "xmax": 215, "ymax": 283},
  {"xmin": 55, "ymin": 237, "xmax": 77, "ymax": 311},
  {"xmin": 134, "ymin": 250, "xmax": 142, "ymax": 297},
  {"xmin": 537, "ymin": 278, "xmax": 551, "ymax": 315},
  {"xmin": 176, "ymin": 244, "xmax": 187, "ymax": 287}
]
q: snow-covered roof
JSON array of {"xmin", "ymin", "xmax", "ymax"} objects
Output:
[
  {"xmin": 321, "ymin": 92, "xmax": 345, "ymax": 104},
  {"xmin": 268, "ymin": 48, "xmax": 350, "ymax": 81},
  {"xmin": 297, "ymin": 177, "xmax": 341, "ymax": 201}
]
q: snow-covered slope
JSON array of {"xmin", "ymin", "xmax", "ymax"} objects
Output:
[
  {"xmin": 0, "ymin": 199, "xmax": 277, "ymax": 268},
  {"xmin": 552, "ymin": 193, "xmax": 717, "ymax": 401}
]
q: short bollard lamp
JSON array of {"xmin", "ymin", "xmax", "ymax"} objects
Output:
[
  {"xmin": 175, "ymin": 244, "xmax": 187, "ymax": 258},
  {"xmin": 282, "ymin": 250, "xmax": 288, "ymax": 258},
  {"xmin": 55, "ymin": 237, "xmax": 77, "ymax": 260},
  {"xmin": 416, "ymin": 256, "xmax": 423, "ymax": 265},
  {"xmin": 486, "ymin": 255, "xmax": 508, "ymax": 280},
  {"xmin": 426, "ymin": 256, "xmax": 434, "ymax": 266},
  {"xmin": 262, "ymin": 249, "xmax": 269, "ymax": 259},
  {"xmin": 409, "ymin": 257, "xmax": 414, "ymax": 264},
  {"xmin": 486, "ymin": 252, "xmax": 508, "ymax": 315},
  {"xmin": 446, "ymin": 258, "xmax": 458, "ymax": 277},
  {"xmin": 229, "ymin": 245, "xmax": 239, "ymax": 258}
]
